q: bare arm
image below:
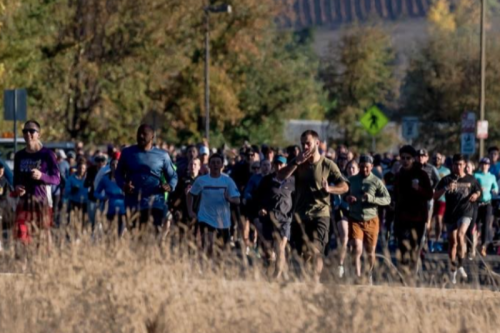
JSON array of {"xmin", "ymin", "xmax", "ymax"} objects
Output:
[{"xmin": 324, "ymin": 180, "xmax": 349, "ymax": 195}]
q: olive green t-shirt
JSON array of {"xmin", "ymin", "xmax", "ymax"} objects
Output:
[{"xmin": 294, "ymin": 156, "xmax": 344, "ymax": 218}]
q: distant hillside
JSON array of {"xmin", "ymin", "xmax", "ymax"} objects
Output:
[{"xmin": 277, "ymin": 0, "xmax": 432, "ymax": 28}]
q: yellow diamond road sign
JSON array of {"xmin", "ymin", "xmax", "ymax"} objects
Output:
[{"xmin": 360, "ymin": 106, "xmax": 389, "ymax": 136}]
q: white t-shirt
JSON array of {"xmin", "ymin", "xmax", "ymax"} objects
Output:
[{"xmin": 189, "ymin": 173, "xmax": 240, "ymax": 229}]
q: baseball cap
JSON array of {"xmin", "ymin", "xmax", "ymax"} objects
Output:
[
  {"xmin": 417, "ymin": 149, "xmax": 428, "ymax": 156},
  {"xmin": 359, "ymin": 155, "xmax": 374, "ymax": 164},
  {"xmin": 480, "ymin": 157, "xmax": 491, "ymax": 164},
  {"xmin": 56, "ymin": 150, "xmax": 67, "ymax": 159},
  {"xmin": 273, "ymin": 155, "xmax": 287, "ymax": 165},
  {"xmin": 199, "ymin": 146, "xmax": 209, "ymax": 155}
]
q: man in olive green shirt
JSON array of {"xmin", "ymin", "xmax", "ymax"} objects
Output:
[
  {"xmin": 278, "ymin": 130, "xmax": 348, "ymax": 282},
  {"xmin": 346, "ymin": 155, "xmax": 390, "ymax": 283}
]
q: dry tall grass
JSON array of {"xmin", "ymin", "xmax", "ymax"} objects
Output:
[{"xmin": 0, "ymin": 224, "xmax": 499, "ymax": 333}]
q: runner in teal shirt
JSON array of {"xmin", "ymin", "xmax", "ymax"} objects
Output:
[{"xmin": 474, "ymin": 157, "xmax": 498, "ymax": 256}]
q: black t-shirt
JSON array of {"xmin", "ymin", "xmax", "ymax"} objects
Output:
[
  {"xmin": 436, "ymin": 174, "xmax": 481, "ymax": 224},
  {"xmin": 255, "ymin": 173, "xmax": 295, "ymax": 223}
]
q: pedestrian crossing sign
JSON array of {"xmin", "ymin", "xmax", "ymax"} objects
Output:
[{"xmin": 360, "ymin": 106, "xmax": 389, "ymax": 136}]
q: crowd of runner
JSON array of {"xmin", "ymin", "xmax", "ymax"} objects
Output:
[{"xmin": 3, "ymin": 120, "xmax": 500, "ymax": 284}]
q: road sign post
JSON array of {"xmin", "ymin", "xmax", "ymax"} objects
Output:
[
  {"xmin": 402, "ymin": 116, "xmax": 419, "ymax": 144},
  {"xmin": 4, "ymin": 89, "xmax": 27, "ymax": 154},
  {"xmin": 461, "ymin": 112, "xmax": 476, "ymax": 156}
]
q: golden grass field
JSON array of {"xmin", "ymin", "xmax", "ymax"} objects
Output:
[{"xmin": 0, "ymin": 231, "xmax": 499, "ymax": 333}]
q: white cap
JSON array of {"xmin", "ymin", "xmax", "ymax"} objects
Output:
[{"xmin": 56, "ymin": 149, "xmax": 67, "ymax": 159}]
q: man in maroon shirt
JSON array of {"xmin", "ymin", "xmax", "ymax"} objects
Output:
[{"xmin": 394, "ymin": 145, "xmax": 433, "ymax": 274}]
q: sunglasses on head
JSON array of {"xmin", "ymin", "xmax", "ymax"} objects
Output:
[{"xmin": 22, "ymin": 129, "xmax": 38, "ymax": 135}]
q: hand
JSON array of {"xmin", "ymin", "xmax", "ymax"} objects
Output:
[
  {"xmin": 346, "ymin": 195, "xmax": 357, "ymax": 204},
  {"xmin": 31, "ymin": 168, "xmax": 42, "ymax": 180},
  {"xmin": 123, "ymin": 181, "xmax": 135, "ymax": 194},
  {"xmin": 295, "ymin": 149, "xmax": 314, "ymax": 165},
  {"xmin": 15, "ymin": 185, "xmax": 26, "ymax": 197},
  {"xmin": 363, "ymin": 193, "xmax": 373, "ymax": 203},
  {"xmin": 322, "ymin": 179, "xmax": 330, "ymax": 193},
  {"xmin": 258, "ymin": 209, "xmax": 268, "ymax": 217},
  {"xmin": 185, "ymin": 185, "xmax": 192, "ymax": 195},
  {"xmin": 470, "ymin": 193, "xmax": 480, "ymax": 202},
  {"xmin": 161, "ymin": 183, "xmax": 172, "ymax": 193}
]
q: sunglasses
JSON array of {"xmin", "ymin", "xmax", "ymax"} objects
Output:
[
  {"xmin": 22, "ymin": 129, "xmax": 38, "ymax": 135},
  {"xmin": 401, "ymin": 156, "xmax": 413, "ymax": 161},
  {"xmin": 252, "ymin": 166, "xmax": 260, "ymax": 170}
]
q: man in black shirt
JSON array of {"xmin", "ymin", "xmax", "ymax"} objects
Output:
[
  {"xmin": 255, "ymin": 155, "xmax": 295, "ymax": 279},
  {"xmin": 434, "ymin": 154, "xmax": 481, "ymax": 284}
]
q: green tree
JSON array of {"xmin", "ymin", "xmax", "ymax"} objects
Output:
[
  {"xmin": 401, "ymin": 0, "xmax": 500, "ymax": 154},
  {"xmin": 320, "ymin": 25, "xmax": 399, "ymax": 151},
  {"xmin": 0, "ymin": 0, "xmax": 323, "ymax": 146}
]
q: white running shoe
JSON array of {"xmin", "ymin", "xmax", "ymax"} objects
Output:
[
  {"xmin": 458, "ymin": 266, "xmax": 468, "ymax": 279},
  {"xmin": 338, "ymin": 265, "xmax": 344, "ymax": 278},
  {"xmin": 451, "ymin": 270, "xmax": 457, "ymax": 285}
]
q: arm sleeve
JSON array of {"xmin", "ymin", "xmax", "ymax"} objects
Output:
[
  {"xmin": 370, "ymin": 180, "xmax": 391, "ymax": 206},
  {"xmin": 189, "ymin": 178, "xmax": 202, "ymax": 196},
  {"xmin": 432, "ymin": 167, "xmax": 441, "ymax": 189},
  {"xmin": 327, "ymin": 162, "xmax": 344, "ymax": 185},
  {"xmin": 94, "ymin": 178, "xmax": 106, "ymax": 200},
  {"xmin": 163, "ymin": 152, "xmax": 178, "ymax": 191},
  {"xmin": 39, "ymin": 150, "xmax": 61, "ymax": 186},
  {"xmin": 115, "ymin": 152, "xmax": 127, "ymax": 189},
  {"xmin": 228, "ymin": 178, "xmax": 240, "ymax": 198},
  {"xmin": 64, "ymin": 176, "xmax": 72, "ymax": 200}
]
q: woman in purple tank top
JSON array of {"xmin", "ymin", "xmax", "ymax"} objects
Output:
[{"xmin": 13, "ymin": 120, "xmax": 60, "ymax": 249}]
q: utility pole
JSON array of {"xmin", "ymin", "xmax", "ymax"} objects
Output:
[{"xmin": 479, "ymin": 0, "xmax": 486, "ymax": 157}]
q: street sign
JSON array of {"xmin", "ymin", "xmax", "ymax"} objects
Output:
[
  {"xmin": 4, "ymin": 89, "xmax": 27, "ymax": 121},
  {"xmin": 461, "ymin": 112, "xmax": 476, "ymax": 133},
  {"xmin": 477, "ymin": 120, "xmax": 488, "ymax": 139},
  {"xmin": 4, "ymin": 89, "xmax": 28, "ymax": 154},
  {"xmin": 402, "ymin": 116, "xmax": 419, "ymax": 140},
  {"xmin": 461, "ymin": 133, "xmax": 476, "ymax": 155},
  {"xmin": 360, "ymin": 106, "xmax": 389, "ymax": 136}
]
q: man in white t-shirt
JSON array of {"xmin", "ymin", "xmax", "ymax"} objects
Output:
[{"xmin": 188, "ymin": 153, "xmax": 240, "ymax": 256}]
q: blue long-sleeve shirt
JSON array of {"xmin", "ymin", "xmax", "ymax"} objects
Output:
[
  {"xmin": 474, "ymin": 171, "xmax": 499, "ymax": 203},
  {"xmin": 94, "ymin": 175, "xmax": 125, "ymax": 215},
  {"xmin": 243, "ymin": 174, "xmax": 263, "ymax": 201},
  {"xmin": 115, "ymin": 145, "xmax": 178, "ymax": 211},
  {"xmin": 64, "ymin": 174, "xmax": 88, "ymax": 204}
]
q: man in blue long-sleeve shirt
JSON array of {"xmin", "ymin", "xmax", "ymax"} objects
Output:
[{"xmin": 116, "ymin": 124, "xmax": 178, "ymax": 231}]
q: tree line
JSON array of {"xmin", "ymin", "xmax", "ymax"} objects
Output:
[{"xmin": 0, "ymin": 0, "xmax": 498, "ymax": 153}]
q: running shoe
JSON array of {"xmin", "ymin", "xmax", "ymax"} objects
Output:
[
  {"xmin": 458, "ymin": 266, "xmax": 468, "ymax": 279},
  {"xmin": 450, "ymin": 270, "xmax": 457, "ymax": 284},
  {"xmin": 338, "ymin": 265, "xmax": 345, "ymax": 278}
]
